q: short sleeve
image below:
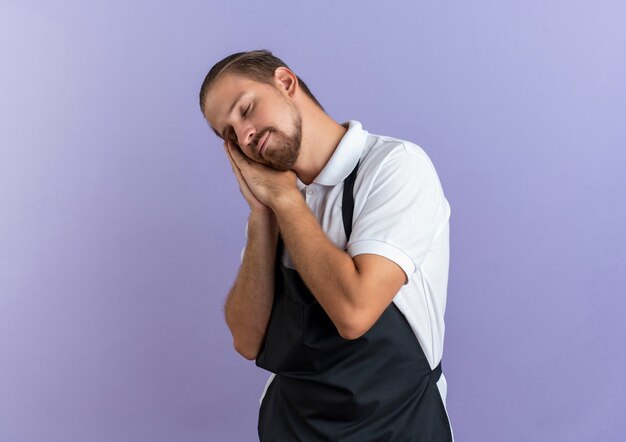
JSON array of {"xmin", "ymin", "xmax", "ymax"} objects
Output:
[{"xmin": 347, "ymin": 146, "xmax": 448, "ymax": 283}]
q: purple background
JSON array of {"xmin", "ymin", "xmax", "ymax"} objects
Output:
[{"xmin": 1, "ymin": 1, "xmax": 625, "ymax": 441}]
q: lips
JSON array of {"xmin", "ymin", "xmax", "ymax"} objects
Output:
[{"xmin": 257, "ymin": 131, "xmax": 270, "ymax": 157}]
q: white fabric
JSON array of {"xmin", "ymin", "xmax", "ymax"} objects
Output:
[{"xmin": 255, "ymin": 121, "xmax": 452, "ymax": 425}]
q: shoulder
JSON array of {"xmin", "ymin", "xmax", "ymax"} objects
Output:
[
  {"xmin": 347, "ymin": 131, "xmax": 450, "ymax": 276},
  {"xmin": 358, "ymin": 132, "xmax": 443, "ymax": 191}
]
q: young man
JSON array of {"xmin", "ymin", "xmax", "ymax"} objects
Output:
[{"xmin": 199, "ymin": 50, "xmax": 453, "ymax": 441}]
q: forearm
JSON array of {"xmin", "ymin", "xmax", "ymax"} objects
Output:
[
  {"xmin": 223, "ymin": 145, "xmax": 404, "ymax": 341},
  {"xmin": 224, "ymin": 210, "xmax": 278, "ymax": 360},
  {"xmin": 272, "ymin": 191, "xmax": 364, "ymax": 338}
]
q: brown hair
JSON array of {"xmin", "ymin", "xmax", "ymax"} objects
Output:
[{"xmin": 198, "ymin": 49, "xmax": 324, "ymax": 114}]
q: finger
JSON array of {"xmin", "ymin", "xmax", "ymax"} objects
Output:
[
  {"xmin": 226, "ymin": 141, "xmax": 250, "ymax": 169},
  {"xmin": 226, "ymin": 142, "xmax": 250, "ymax": 175},
  {"xmin": 224, "ymin": 143, "xmax": 247, "ymax": 183},
  {"xmin": 223, "ymin": 141, "xmax": 238, "ymax": 170},
  {"xmin": 223, "ymin": 143, "xmax": 257, "ymax": 198},
  {"xmin": 232, "ymin": 159, "xmax": 261, "ymax": 203}
]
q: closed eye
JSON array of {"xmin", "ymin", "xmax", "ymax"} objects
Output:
[{"xmin": 242, "ymin": 103, "xmax": 252, "ymax": 118}]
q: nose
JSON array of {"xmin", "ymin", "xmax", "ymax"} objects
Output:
[{"xmin": 234, "ymin": 123, "xmax": 256, "ymax": 150}]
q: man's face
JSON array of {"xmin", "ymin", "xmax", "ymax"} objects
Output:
[{"xmin": 203, "ymin": 73, "xmax": 302, "ymax": 171}]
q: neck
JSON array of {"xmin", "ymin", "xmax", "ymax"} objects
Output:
[{"xmin": 292, "ymin": 102, "xmax": 348, "ymax": 185}]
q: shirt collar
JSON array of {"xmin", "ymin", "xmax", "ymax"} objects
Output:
[{"xmin": 298, "ymin": 120, "xmax": 367, "ymax": 188}]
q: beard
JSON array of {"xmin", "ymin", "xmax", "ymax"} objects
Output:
[{"xmin": 252, "ymin": 105, "xmax": 302, "ymax": 171}]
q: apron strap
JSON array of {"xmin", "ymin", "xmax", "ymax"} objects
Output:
[
  {"xmin": 431, "ymin": 361, "xmax": 442, "ymax": 383},
  {"xmin": 342, "ymin": 161, "xmax": 360, "ymax": 241},
  {"xmin": 277, "ymin": 159, "xmax": 360, "ymax": 260}
]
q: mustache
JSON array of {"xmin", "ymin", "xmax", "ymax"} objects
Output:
[{"xmin": 251, "ymin": 128, "xmax": 275, "ymax": 151}]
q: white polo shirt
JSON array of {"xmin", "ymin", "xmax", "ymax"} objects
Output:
[{"xmin": 258, "ymin": 120, "xmax": 452, "ymax": 415}]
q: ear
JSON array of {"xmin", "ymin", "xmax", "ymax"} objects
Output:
[{"xmin": 273, "ymin": 67, "xmax": 298, "ymax": 98}]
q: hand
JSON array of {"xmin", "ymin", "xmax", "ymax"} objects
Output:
[
  {"xmin": 225, "ymin": 141, "xmax": 299, "ymax": 210},
  {"xmin": 223, "ymin": 141, "xmax": 271, "ymax": 214}
]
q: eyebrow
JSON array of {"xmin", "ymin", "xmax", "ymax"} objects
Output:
[{"xmin": 212, "ymin": 92, "xmax": 246, "ymax": 139}]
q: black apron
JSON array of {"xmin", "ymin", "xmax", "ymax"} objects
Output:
[{"xmin": 256, "ymin": 161, "xmax": 452, "ymax": 441}]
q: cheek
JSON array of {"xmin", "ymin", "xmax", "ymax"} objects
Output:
[{"xmin": 260, "ymin": 101, "xmax": 294, "ymax": 131}]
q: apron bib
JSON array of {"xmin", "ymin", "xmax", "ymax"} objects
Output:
[{"xmin": 256, "ymin": 162, "xmax": 452, "ymax": 441}]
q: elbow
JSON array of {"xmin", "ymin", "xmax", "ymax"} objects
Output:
[
  {"xmin": 336, "ymin": 317, "xmax": 372, "ymax": 341},
  {"xmin": 237, "ymin": 348, "xmax": 258, "ymax": 361},
  {"xmin": 233, "ymin": 339, "xmax": 260, "ymax": 361},
  {"xmin": 338, "ymin": 328, "xmax": 366, "ymax": 341},
  {"xmin": 333, "ymin": 300, "xmax": 383, "ymax": 340}
]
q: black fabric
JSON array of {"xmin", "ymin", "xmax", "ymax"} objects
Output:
[
  {"xmin": 341, "ymin": 160, "xmax": 359, "ymax": 241},
  {"xmin": 255, "ymin": 161, "xmax": 452, "ymax": 441}
]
